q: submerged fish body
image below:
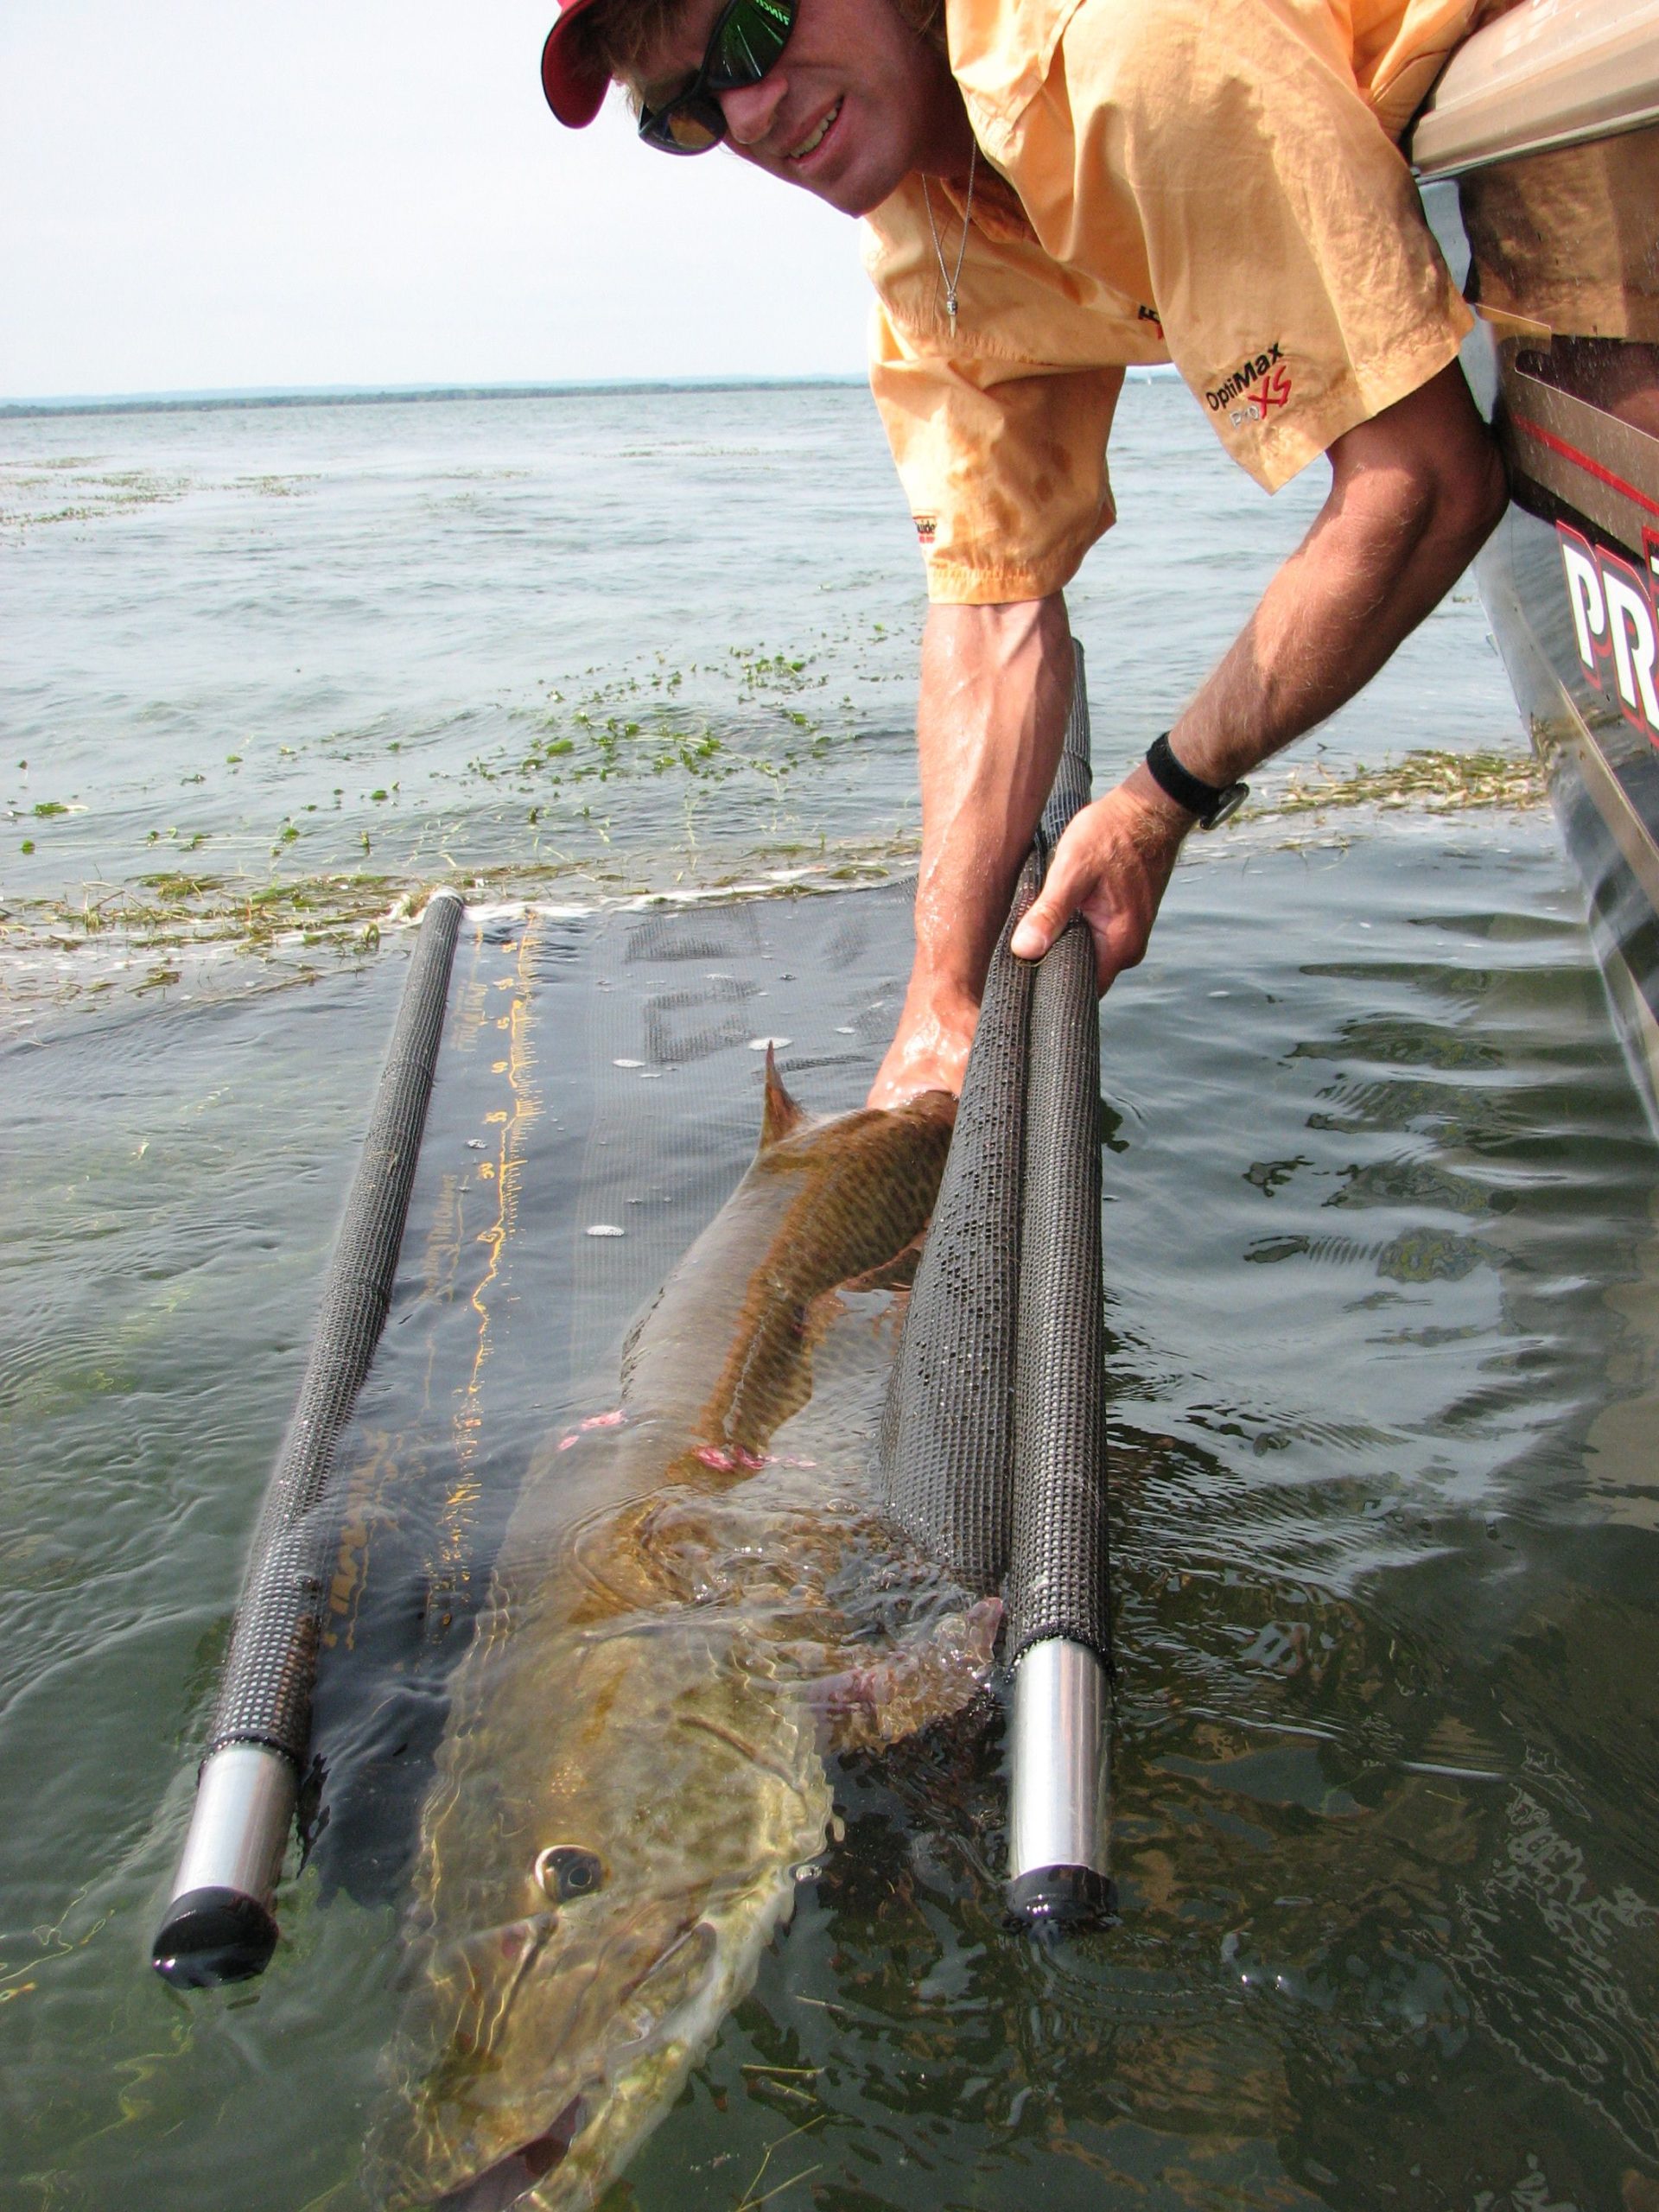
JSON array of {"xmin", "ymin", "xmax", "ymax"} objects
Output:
[{"xmin": 376, "ymin": 1064, "xmax": 995, "ymax": 2211}]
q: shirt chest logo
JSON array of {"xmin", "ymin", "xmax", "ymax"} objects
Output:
[{"xmin": 1206, "ymin": 343, "xmax": 1292, "ymax": 424}]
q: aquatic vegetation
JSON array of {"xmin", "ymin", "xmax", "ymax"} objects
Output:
[
  {"xmin": 1264, "ymin": 747, "xmax": 1543, "ymax": 816},
  {"xmin": 0, "ymin": 460, "xmax": 192, "ymax": 530}
]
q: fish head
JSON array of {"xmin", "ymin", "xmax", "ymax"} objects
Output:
[{"xmin": 372, "ymin": 1624, "xmax": 833, "ymax": 2211}]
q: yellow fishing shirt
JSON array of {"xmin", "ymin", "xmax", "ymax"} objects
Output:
[{"xmin": 864, "ymin": 0, "xmax": 1487, "ymax": 601}]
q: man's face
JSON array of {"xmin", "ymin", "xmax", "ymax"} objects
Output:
[{"xmin": 632, "ymin": 0, "xmax": 965, "ymax": 219}]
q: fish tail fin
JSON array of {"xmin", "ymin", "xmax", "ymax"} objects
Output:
[{"xmin": 760, "ymin": 1045, "xmax": 807, "ymax": 1151}]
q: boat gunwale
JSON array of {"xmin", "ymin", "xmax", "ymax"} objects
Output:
[{"xmin": 1410, "ymin": 0, "xmax": 1659, "ymax": 180}]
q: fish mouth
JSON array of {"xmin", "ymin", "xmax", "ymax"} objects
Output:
[
  {"xmin": 425, "ymin": 2097, "xmax": 587, "ymax": 2212},
  {"xmin": 382, "ymin": 1910, "xmax": 725, "ymax": 2212}
]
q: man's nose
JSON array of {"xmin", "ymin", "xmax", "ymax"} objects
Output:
[{"xmin": 719, "ymin": 70, "xmax": 788, "ymax": 148}]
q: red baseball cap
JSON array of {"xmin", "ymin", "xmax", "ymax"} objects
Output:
[{"xmin": 542, "ymin": 0, "xmax": 613, "ymax": 128}]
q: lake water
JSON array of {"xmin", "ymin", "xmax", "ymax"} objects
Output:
[{"xmin": 3, "ymin": 380, "xmax": 1657, "ymax": 2212}]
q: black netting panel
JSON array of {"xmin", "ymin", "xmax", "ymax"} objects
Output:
[
  {"xmin": 881, "ymin": 643, "xmax": 1109, "ymax": 1650},
  {"xmin": 207, "ymin": 890, "xmax": 464, "ymax": 1764},
  {"xmin": 1006, "ymin": 918, "xmax": 1110, "ymax": 1662},
  {"xmin": 878, "ymin": 853, "xmax": 1041, "ymax": 1591}
]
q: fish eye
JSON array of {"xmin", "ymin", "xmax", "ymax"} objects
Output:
[{"xmin": 534, "ymin": 1845, "xmax": 605, "ymax": 1902}]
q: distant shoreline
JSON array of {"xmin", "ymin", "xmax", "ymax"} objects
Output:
[
  {"xmin": 0, "ymin": 376, "xmax": 868, "ymax": 423},
  {"xmin": 0, "ymin": 364, "xmax": 1179, "ymax": 423}
]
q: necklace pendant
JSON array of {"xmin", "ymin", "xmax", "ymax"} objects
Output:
[{"xmin": 945, "ymin": 292, "xmax": 958, "ymax": 329}]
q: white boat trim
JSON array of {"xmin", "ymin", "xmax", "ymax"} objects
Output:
[{"xmin": 1412, "ymin": 0, "xmax": 1659, "ymax": 179}]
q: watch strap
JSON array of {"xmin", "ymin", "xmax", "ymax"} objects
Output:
[{"xmin": 1145, "ymin": 732, "xmax": 1248, "ymax": 829}]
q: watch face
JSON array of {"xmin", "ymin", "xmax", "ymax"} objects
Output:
[{"xmin": 1205, "ymin": 782, "xmax": 1250, "ymax": 829}]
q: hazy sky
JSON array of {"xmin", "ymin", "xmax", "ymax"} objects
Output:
[{"xmin": 0, "ymin": 0, "xmax": 872, "ymax": 399}]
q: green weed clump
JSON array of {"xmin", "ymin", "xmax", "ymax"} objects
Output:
[
  {"xmin": 1268, "ymin": 749, "xmax": 1543, "ymax": 817},
  {"xmin": 6, "ymin": 869, "xmax": 411, "ymax": 959}
]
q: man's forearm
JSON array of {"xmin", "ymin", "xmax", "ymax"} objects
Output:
[
  {"xmin": 1014, "ymin": 364, "xmax": 1507, "ymax": 976},
  {"xmin": 870, "ymin": 366, "xmax": 1505, "ymax": 1097},
  {"xmin": 912, "ymin": 595, "xmax": 1073, "ymax": 997},
  {"xmin": 1162, "ymin": 368, "xmax": 1507, "ymax": 794},
  {"xmin": 865, "ymin": 594, "xmax": 1073, "ymax": 1107}
]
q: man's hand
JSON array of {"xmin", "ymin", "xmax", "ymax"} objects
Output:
[
  {"xmin": 1005, "ymin": 362, "xmax": 1505, "ymax": 973},
  {"xmin": 1008, "ymin": 767, "xmax": 1191, "ymax": 988}
]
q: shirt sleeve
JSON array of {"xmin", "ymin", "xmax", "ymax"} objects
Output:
[
  {"xmin": 868, "ymin": 316, "xmax": 1125, "ymax": 605},
  {"xmin": 1050, "ymin": 0, "xmax": 1473, "ymax": 490},
  {"xmin": 861, "ymin": 181, "xmax": 1131, "ymax": 605}
]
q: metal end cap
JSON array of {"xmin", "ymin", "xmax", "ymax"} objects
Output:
[
  {"xmin": 151, "ymin": 1887, "xmax": 279, "ymax": 1988},
  {"xmin": 1004, "ymin": 1864, "xmax": 1117, "ymax": 1932}
]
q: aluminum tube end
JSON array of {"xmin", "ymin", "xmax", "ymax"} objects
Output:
[
  {"xmin": 152, "ymin": 1888, "xmax": 279, "ymax": 1986},
  {"xmin": 152, "ymin": 1744, "xmax": 297, "ymax": 1988},
  {"xmin": 1005, "ymin": 1863, "xmax": 1117, "ymax": 1929},
  {"xmin": 1006, "ymin": 1637, "xmax": 1113, "ymax": 1930}
]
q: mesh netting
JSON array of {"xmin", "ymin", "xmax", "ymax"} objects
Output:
[
  {"xmin": 879, "ymin": 853, "xmax": 1039, "ymax": 1591},
  {"xmin": 283, "ymin": 662, "xmax": 1109, "ymax": 1891},
  {"xmin": 206, "ymin": 890, "xmax": 464, "ymax": 1764},
  {"xmin": 879, "ymin": 646, "xmax": 1111, "ymax": 1662},
  {"xmin": 304, "ymin": 882, "xmax": 929, "ymax": 1895},
  {"xmin": 1006, "ymin": 916, "xmax": 1109, "ymax": 1662}
]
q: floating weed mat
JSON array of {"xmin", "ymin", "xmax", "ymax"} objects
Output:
[
  {"xmin": 0, "ymin": 749, "xmax": 1543, "ymax": 1019},
  {"xmin": 0, "ymin": 872, "xmax": 416, "ymax": 1024},
  {"xmin": 1257, "ymin": 747, "xmax": 1544, "ymax": 817},
  {"xmin": 0, "ymin": 461, "xmax": 194, "ymax": 530},
  {"xmin": 0, "ymin": 456, "xmax": 318, "ymax": 532},
  {"xmin": 0, "ymin": 838, "xmax": 923, "ymax": 1022},
  {"xmin": 5, "ymin": 870, "xmax": 414, "ymax": 954}
]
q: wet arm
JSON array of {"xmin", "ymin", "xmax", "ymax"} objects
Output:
[{"xmin": 866, "ymin": 594, "xmax": 1075, "ymax": 1108}]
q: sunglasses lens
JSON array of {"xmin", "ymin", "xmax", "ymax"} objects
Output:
[
  {"xmin": 636, "ymin": 0, "xmax": 796, "ymax": 155},
  {"xmin": 640, "ymin": 94, "xmax": 725, "ymax": 153},
  {"xmin": 664, "ymin": 103, "xmax": 723, "ymax": 150},
  {"xmin": 709, "ymin": 0, "xmax": 796, "ymax": 86}
]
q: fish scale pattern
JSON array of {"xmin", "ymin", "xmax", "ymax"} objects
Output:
[
  {"xmin": 879, "ymin": 645, "xmax": 1111, "ymax": 1663},
  {"xmin": 206, "ymin": 890, "xmax": 464, "ymax": 1765}
]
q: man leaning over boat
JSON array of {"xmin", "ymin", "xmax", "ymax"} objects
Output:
[{"xmin": 541, "ymin": 0, "xmax": 1510, "ymax": 1103}]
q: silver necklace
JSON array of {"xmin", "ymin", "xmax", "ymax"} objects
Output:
[{"xmin": 922, "ymin": 142, "xmax": 977, "ymax": 337}]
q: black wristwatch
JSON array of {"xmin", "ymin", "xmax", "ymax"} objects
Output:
[{"xmin": 1145, "ymin": 732, "xmax": 1249, "ymax": 829}]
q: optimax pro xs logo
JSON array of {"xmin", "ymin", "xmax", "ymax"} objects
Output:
[
  {"xmin": 1558, "ymin": 523, "xmax": 1659, "ymax": 745},
  {"xmin": 1206, "ymin": 342, "xmax": 1292, "ymax": 429}
]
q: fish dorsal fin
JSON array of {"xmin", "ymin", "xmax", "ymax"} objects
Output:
[{"xmin": 760, "ymin": 1046, "xmax": 806, "ymax": 1151}]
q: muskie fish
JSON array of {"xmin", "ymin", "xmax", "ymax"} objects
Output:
[{"xmin": 374, "ymin": 1058, "xmax": 999, "ymax": 2212}]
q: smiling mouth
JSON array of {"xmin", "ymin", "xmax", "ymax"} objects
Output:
[{"xmin": 785, "ymin": 98, "xmax": 842, "ymax": 162}]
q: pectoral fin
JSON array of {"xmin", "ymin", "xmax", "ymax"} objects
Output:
[{"xmin": 797, "ymin": 1596, "xmax": 1004, "ymax": 1756}]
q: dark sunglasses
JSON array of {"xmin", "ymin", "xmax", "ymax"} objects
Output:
[{"xmin": 637, "ymin": 0, "xmax": 799, "ymax": 154}]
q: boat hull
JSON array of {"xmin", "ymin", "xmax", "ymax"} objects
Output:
[{"xmin": 1414, "ymin": 16, "xmax": 1659, "ymax": 1132}]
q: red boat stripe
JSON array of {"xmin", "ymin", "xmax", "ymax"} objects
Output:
[{"xmin": 1512, "ymin": 412, "xmax": 1659, "ymax": 522}]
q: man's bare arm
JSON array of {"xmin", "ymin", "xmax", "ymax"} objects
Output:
[
  {"xmin": 866, "ymin": 594, "xmax": 1074, "ymax": 1107},
  {"xmin": 1010, "ymin": 363, "xmax": 1507, "ymax": 974}
]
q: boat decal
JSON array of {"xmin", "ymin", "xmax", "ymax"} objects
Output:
[
  {"xmin": 1517, "ymin": 413, "xmax": 1659, "ymax": 524},
  {"xmin": 1559, "ymin": 522, "xmax": 1659, "ymax": 743}
]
